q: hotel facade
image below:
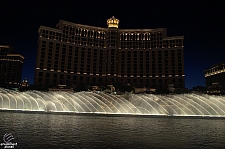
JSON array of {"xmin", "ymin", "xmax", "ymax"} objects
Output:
[
  {"xmin": 0, "ymin": 45, "xmax": 24, "ymax": 88},
  {"xmin": 204, "ymin": 62, "xmax": 225, "ymax": 93},
  {"xmin": 34, "ymin": 16, "xmax": 185, "ymax": 89}
]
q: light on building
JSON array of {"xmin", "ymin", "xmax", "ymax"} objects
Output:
[{"xmin": 107, "ymin": 16, "xmax": 119, "ymax": 28}]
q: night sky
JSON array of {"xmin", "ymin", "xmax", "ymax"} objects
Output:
[{"xmin": 0, "ymin": 1, "xmax": 224, "ymax": 89}]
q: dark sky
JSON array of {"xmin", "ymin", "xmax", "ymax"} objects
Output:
[{"xmin": 0, "ymin": 0, "xmax": 224, "ymax": 89}]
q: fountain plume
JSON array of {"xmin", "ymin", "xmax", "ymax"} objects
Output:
[{"xmin": 1, "ymin": 88, "xmax": 225, "ymax": 117}]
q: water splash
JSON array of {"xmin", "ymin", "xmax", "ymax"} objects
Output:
[{"xmin": 1, "ymin": 88, "xmax": 225, "ymax": 117}]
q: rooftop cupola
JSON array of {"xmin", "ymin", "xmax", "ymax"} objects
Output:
[{"xmin": 107, "ymin": 16, "xmax": 119, "ymax": 28}]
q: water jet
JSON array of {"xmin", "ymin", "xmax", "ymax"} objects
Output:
[{"xmin": 1, "ymin": 88, "xmax": 225, "ymax": 117}]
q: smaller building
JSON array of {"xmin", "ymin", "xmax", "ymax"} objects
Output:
[
  {"xmin": 191, "ymin": 86, "xmax": 206, "ymax": 94},
  {"xmin": 21, "ymin": 78, "xmax": 29, "ymax": 87},
  {"xmin": 18, "ymin": 78, "xmax": 29, "ymax": 91},
  {"xmin": 0, "ymin": 45, "xmax": 24, "ymax": 88},
  {"xmin": 207, "ymin": 82, "xmax": 225, "ymax": 95},
  {"xmin": 204, "ymin": 62, "xmax": 225, "ymax": 94}
]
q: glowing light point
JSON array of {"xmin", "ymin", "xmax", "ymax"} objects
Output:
[{"xmin": 107, "ymin": 16, "xmax": 119, "ymax": 28}]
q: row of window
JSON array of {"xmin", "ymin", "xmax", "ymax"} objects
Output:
[
  {"xmin": 120, "ymin": 32, "xmax": 162, "ymax": 40},
  {"xmin": 0, "ymin": 47, "xmax": 13, "ymax": 55},
  {"xmin": 37, "ymin": 73, "xmax": 184, "ymax": 88},
  {"xmin": 205, "ymin": 65, "xmax": 225, "ymax": 73},
  {"xmin": 38, "ymin": 70, "xmax": 184, "ymax": 78},
  {"xmin": 41, "ymin": 42, "xmax": 182, "ymax": 58},
  {"xmin": 41, "ymin": 27, "xmax": 183, "ymax": 49},
  {"xmin": 62, "ymin": 25, "xmax": 106, "ymax": 39}
]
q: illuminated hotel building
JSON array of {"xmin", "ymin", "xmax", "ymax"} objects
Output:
[
  {"xmin": 0, "ymin": 45, "xmax": 24, "ymax": 87},
  {"xmin": 34, "ymin": 16, "xmax": 185, "ymax": 89},
  {"xmin": 204, "ymin": 62, "xmax": 225, "ymax": 89}
]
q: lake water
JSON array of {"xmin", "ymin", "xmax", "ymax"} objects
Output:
[{"xmin": 1, "ymin": 112, "xmax": 225, "ymax": 148}]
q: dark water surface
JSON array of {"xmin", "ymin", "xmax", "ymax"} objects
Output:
[{"xmin": 1, "ymin": 112, "xmax": 225, "ymax": 148}]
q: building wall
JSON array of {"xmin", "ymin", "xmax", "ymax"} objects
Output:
[
  {"xmin": 34, "ymin": 19, "xmax": 185, "ymax": 89},
  {"xmin": 0, "ymin": 45, "xmax": 24, "ymax": 87},
  {"xmin": 204, "ymin": 62, "xmax": 225, "ymax": 88}
]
